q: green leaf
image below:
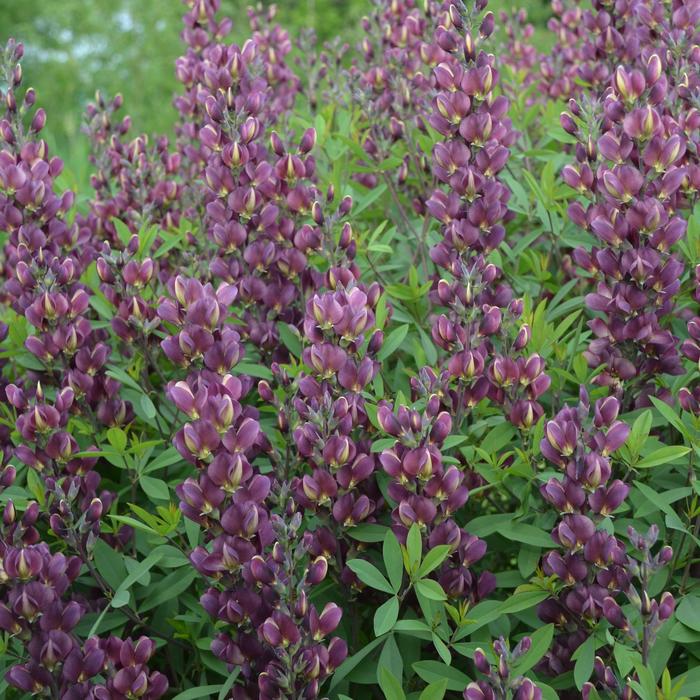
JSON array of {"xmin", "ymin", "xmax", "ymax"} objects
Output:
[
  {"xmin": 676, "ymin": 596, "xmax": 700, "ymax": 632},
  {"xmin": 111, "ymin": 547, "xmax": 166, "ymax": 609},
  {"xmin": 379, "ymin": 634, "xmax": 404, "ymax": 687},
  {"xmin": 106, "ymin": 364, "xmax": 144, "ymax": 392},
  {"xmin": 412, "ymin": 661, "xmax": 471, "ymax": 692},
  {"xmin": 139, "ymin": 475, "xmax": 170, "ymax": 501},
  {"xmin": 143, "ymin": 447, "xmax": 183, "ymax": 475},
  {"xmin": 432, "ymin": 633, "xmax": 452, "ymax": 665},
  {"xmin": 415, "ymin": 579, "xmax": 447, "ymax": 601},
  {"xmin": 499, "ymin": 590, "xmax": 550, "ymax": 615},
  {"xmin": 649, "ymin": 396, "xmax": 691, "ymax": 441},
  {"xmin": 467, "ymin": 513, "xmax": 514, "ymax": 537},
  {"xmin": 573, "ymin": 635, "xmax": 596, "ymax": 690},
  {"xmin": 346, "ymin": 559, "xmax": 395, "ymax": 594},
  {"xmin": 675, "ymin": 665, "xmax": 700, "ymax": 697},
  {"xmin": 480, "ymin": 422, "xmax": 517, "ymax": 454},
  {"xmin": 379, "ymin": 666, "xmax": 406, "ymax": 700},
  {"xmin": 627, "ymin": 410, "xmax": 652, "ymax": 458},
  {"xmin": 171, "ymin": 686, "xmax": 222, "ymax": 700},
  {"xmin": 277, "ymin": 322, "xmax": 302, "ymax": 358},
  {"xmin": 353, "ymin": 182, "xmax": 388, "ymax": 215},
  {"xmin": 394, "ymin": 619, "xmax": 432, "ymax": 635},
  {"xmin": 185, "ymin": 517, "xmax": 200, "ymax": 549},
  {"xmin": 108, "ymin": 514, "xmax": 159, "ymax": 536},
  {"xmin": 232, "ymin": 362, "xmax": 273, "ymax": 381},
  {"xmin": 111, "ymin": 588, "xmax": 130, "ymax": 608},
  {"xmin": 217, "ymin": 669, "xmax": 240, "ymax": 700},
  {"xmin": 92, "ymin": 539, "xmax": 127, "ymax": 591},
  {"xmin": 348, "ymin": 523, "xmax": 390, "ymax": 543},
  {"xmin": 513, "ymin": 624, "xmax": 554, "ymax": 674},
  {"xmin": 632, "ymin": 661, "xmax": 657, "ymax": 700},
  {"xmin": 416, "ymin": 545, "xmax": 452, "ymax": 579},
  {"xmin": 517, "ymin": 545, "xmax": 541, "ymax": 577},
  {"xmin": 636, "ymin": 445, "xmax": 690, "ymax": 469},
  {"xmin": 418, "ymin": 679, "xmax": 448, "ymax": 700},
  {"xmin": 669, "ymin": 621, "xmax": 700, "ymax": 643},
  {"xmin": 613, "ymin": 643, "xmax": 641, "ymax": 678},
  {"xmin": 375, "ymin": 293, "xmax": 389, "ymax": 329},
  {"xmin": 26, "ymin": 468, "xmax": 45, "ymax": 506},
  {"xmin": 376, "ymin": 324, "xmax": 409, "ymax": 361},
  {"xmin": 139, "ymin": 393, "xmax": 157, "ymax": 419},
  {"xmin": 112, "ymin": 218, "xmax": 132, "ymax": 246},
  {"xmin": 372, "ymin": 438, "xmax": 398, "ymax": 453},
  {"xmin": 441, "ymin": 435, "xmax": 467, "ymax": 450},
  {"xmin": 140, "ymin": 569, "xmax": 198, "ymax": 613},
  {"xmin": 89, "ymin": 293, "xmax": 115, "ymax": 320},
  {"xmin": 383, "ymin": 531, "xmax": 403, "ymax": 592},
  {"xmin": 497, "ymin": 521, "xmax": 553, "ymax": 548},
  {"xmin": 406, "ymin": 523, "xmax": 422, "ymax": 571},
  {"xmin": 374, "ymin": 596, "xmax": 400, "ymax": 637},
  {"xmin": 106, "ymin": 427, "xmax": 127, "ymax": 453},
  {"xmin": 635, "ymin": 481, "xmax": 700, "ymax": 547},
  {"xmin": 418, "ymin": 327, "xmax": 438, "ymax": 366}
]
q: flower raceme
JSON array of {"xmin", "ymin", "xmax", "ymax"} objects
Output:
[
  {"xmin": 378, "ymin": 399, "xmax": 495, "ymax": 601},
  {"xmin": 558, "ymin": 0, "xmax": 700, "ymax": 405}
]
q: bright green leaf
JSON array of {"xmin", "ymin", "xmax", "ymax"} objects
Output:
[
  {"xmin": 346, "ymin": 559, "xmax": 395, "ymax": 594},
  {"xmin": 374, "ymin": 596, "xmax": 400, "ymax": 637},
  {"xmin": 383, "ymin": 531, "xmax": 403, "ymax": 592}
]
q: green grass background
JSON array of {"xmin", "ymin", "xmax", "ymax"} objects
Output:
[{"xmin": 0, "ymin": 0, "xmax": 553, "ymax": 187}]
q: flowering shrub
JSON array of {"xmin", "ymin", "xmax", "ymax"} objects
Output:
[{"xmin": 0, "ymin": 1, "xmax": 699, "ymax": 698}]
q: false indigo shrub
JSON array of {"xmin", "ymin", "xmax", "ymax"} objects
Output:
[{"xmin": 0, "ymin": 0, "xmax": 699, "ymax": 698}]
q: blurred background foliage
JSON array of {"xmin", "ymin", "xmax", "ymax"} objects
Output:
[{"xmin": 0, "ymin": 0, "xmax": 553, "ymax": 184}]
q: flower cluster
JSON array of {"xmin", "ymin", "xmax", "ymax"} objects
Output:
[
  {"xmin": 537, "ymin": 0, "xmax": 700, "ymax": 105},
  {"xmin": 352, "ymin": 0, "xmax": 451, "ymax": 208},
  {"xmin": 680, "ymin": 264, "xmax": 700, "ymax": 415},
  {"xmin": 159, "ymin": 271, "xmax": 350, "ymax": 696},
  {"xmin": 538, "ymin": 390, "xmax": 631, "ymax": 673},
  {"xmin": 561, "ymin": 55, "xmax": 693, "ymax": 404},
  {"xmin": 465, "ymin": 637, "xmax": 543, "ymax": 700},
  {"xmin": 194, "ymin": 34, "xmax": 325, "ymax": 351},
  {"xmin": 0, "ymin": 38, "xmax": 175, "ymax": 698},
  {"xmin": 0, "ymin": 472, "xmax": 166, "ymax": 699},
  {"xmin": 377, "ymin": 398, "xmax": 494, "ymax": 601},
  {"xmin": 205, "ymin": 510, "xmax": 346, "ymax": 699},
  {"xmin": 581, "ymin": 524, "xmax": 675, "ymax": 699},
  {"xmin": 291, "ymin": 281, "xmax": 382, "ymax": 523},
  {"xmin": 426, "ymin": 3, "xmax": 549, "ymax": 429},
  {"xmin": 253, "ymin": 217, "xmax": 387, "ymax": 598},
  {"xmin": 81, "ymin": 92, "xmax": 184, "ymax": 244},
  {"xmin": 0, "ymin": 40, "xmax": 129, "ymax": 540}
]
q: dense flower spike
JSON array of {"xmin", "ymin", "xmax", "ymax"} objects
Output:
[
  {"xmin": 0, "ymin": 38, "xmax": 169, "ymax": 698},
  {"xmin": 537, "ymin": 0, "xmax": 700, "ymax": 104},
  {"xmin": 378, "ymin": 397, "xmax": 495, "ymax": 601},
  {"xmin": 81, "ymin": 92, "xmax": 184, "ymax": 245},
  {"xmin": 561, "ymin": 64, "xmax": 693, "ymax": 404},
  {"xmin": 537, "ymin": 390, "xmax": 631, "ymax": 673},
  {"xmin": 537, "ymin": 388, "xmax": 674, "ymax": 681},
  {"xmin": 424, "ymin": 2, "xmax": 550, "ymax": 429},
  {"xmin": 352, "ymin": 1, "xmax": 452, "ymax": 211},
  {"xmin": 0, "ymin": 480, "xmax": 167, "ymax": 698},
  {"xmin": 465, "ymin": 637, "xmax": 543, "ymax": 700},
  {"xmin": 204, "ymin": 512, "xmax": 347, "ymax": 698}
]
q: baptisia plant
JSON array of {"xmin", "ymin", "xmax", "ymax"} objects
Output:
[{"xmin": 0, "ymin": 0, "xmax": 698, "ymax": 697}]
